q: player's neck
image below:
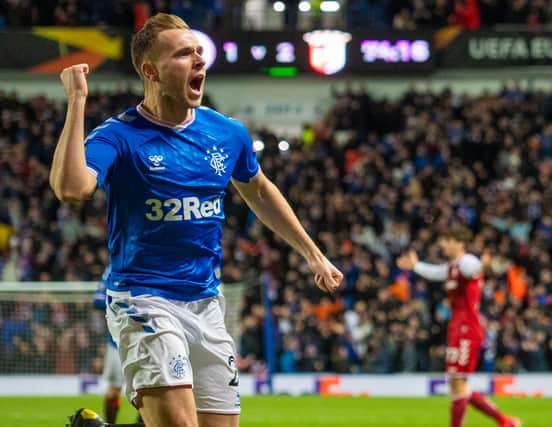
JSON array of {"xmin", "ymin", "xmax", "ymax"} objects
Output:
[{"xmin": 141, "ymin": 95, "xmax": 193, "ymax": 127}]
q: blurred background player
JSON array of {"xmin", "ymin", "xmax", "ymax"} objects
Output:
[
  {"xmin": 93, "ymin": 265, "xmax": 144, "ymax": 426},
  {"xmin": 93, "ymin": 265, "xmax": 124, "ymax": 424},
  {"xmin": 397, "ymin": 226, "xmax": 521, "ymax": 427}
]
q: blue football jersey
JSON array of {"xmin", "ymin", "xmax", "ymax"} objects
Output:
[
  {"xmin": 85, "ymin": 105, "xmax": 259, "ymax": 301},
  {"xmin": 93, "ymin": 264, "xmax": 116, "ymax": 347},
  {"xmin": 93, "ymin": 264, "xmax": 111, "ymax": 309}
]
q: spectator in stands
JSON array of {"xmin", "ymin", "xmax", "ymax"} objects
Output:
[
  {"xmin": 1, "ymin": 0, "xmax": 552, "ymax": 29},
  {"xmin": 449, "ymin": 0, "xmax": 481, "ymax": 29},
  {"xmin": 479, "ymin": 0, "xmax": 504, "ymax": 26},
  {"xmin": 504, "ymin": 0, "xmax": 530, "ymax": 23},
  {"xmin": 392, "ymin": 7, "xmax": 416, "ymax": 30}
]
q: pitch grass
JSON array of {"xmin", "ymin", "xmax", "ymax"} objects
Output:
[{"xmin": 0, "ymin": 395, "xmax": 551, "ymax": 427}]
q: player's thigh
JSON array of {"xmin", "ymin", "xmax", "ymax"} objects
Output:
[
  {"xmin": 189, "ymin": 296, "xmax": 240, "ymax": 414},
  {"xmin": 107, "ymin": 291, "xmax": 193, "ymax": 403},
  {"xmin": 198, "ymin": 412, "xmax": 239, "ymax": 427},
  {"xmin": 448, "ymin": 376, "xmax": 469, "ymax": 396},
  {"xmin": 139, "ymin": 386, "xmax": 198, "ymax": 427}
]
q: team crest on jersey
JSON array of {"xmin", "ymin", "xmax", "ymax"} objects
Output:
[
  {"xmin": 204, "ymin": 145, "xmax": 229, "ymax": 176},
  {"xmin": 148, "ymin": 155, "xmax": 166, "ymax": 171},
  {"xmin": 169, "ymin": 354, "xmax": 188, "ymax": 379}
]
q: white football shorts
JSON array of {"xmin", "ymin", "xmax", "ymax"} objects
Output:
[
  {"xmin": 106, "ymin": 290, "xmax": 240, "ymax": 414},
  {"xmin": 103, "ymin": 343, "xmax": 124, "ymax": 388}
]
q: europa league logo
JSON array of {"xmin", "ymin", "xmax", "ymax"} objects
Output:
[{"xmin": 303, "ymin": 30, "xmax": 352, "ymax": 75}]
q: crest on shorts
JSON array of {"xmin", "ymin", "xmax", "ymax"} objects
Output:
[{"xmin": 169, "ymin": 354, "xmax": 188, "ymax": 380}]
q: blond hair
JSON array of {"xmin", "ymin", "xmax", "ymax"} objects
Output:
[
  {"xmin": 131, "ymin": 13, "xmax": 189, "ymax": 79},
  {"xmin": 442, "ymin": 225, "xmax": 473, "ymax": 244}
]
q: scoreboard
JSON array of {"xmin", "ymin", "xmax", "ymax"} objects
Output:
[
  {"xmin": 190, "ymin": 29, "xmax": 434, "ymax": 76},
  {"xmin": 0, "ymin": 28, "xmax": 433, "ymax": 75}
]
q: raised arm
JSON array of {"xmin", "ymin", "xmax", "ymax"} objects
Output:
[
  {"xmin": 397, "ymin": 249, "xmax": 448, "ymax": 281},
  {"xmin": 413, "ymin": 261, "xmax": 449, "ymax": 281},
  {"xmin": 231, "ymin": 170, "xmax": 343, "ymax": 293},
  {"xmin": 49, "ymin": 63, "xmax": 97, "ymax": 202}
]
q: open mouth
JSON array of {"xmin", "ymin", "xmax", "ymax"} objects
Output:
[{"xmin": 189, "ymin": 75, "xmax": 204, "ymax": 95}]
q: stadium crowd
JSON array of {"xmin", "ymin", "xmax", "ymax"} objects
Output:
[
  {"xmin": 1, "ymin": 82, "xmax": 552, "ymax": 375},
  {"xmin": 0, "ymin": 0, "xmax": 224, "ymax": 29},
  {"xmin": 0, "ymin": 88, "xmax": 141, "ymax": 374},
  {"xmin": 233, "ymin": 82, "xmax": 552, "ymax": 374},
  {"xmin": 1, "ymin": 0, "xmax": 552, "ymax": 30}
]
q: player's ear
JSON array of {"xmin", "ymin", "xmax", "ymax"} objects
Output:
[{"xmin": 142, "ymin": 61, "xmax": 159, "ymax": 82}]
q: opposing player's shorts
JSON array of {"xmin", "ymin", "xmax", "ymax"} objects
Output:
[
  {"xmin": 103, "ymin": 343, "xmax": 124, "ymax": 388},
  {"xmin": 106, "ymin": 290, "xmax": 240, "ymax": 414},
  {"xmin": 445, "ymin": 330, "xmax": 482, "ymax": 376}
]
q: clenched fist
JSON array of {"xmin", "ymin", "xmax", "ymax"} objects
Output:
[
  {"xmin": 60, "ymin": 63, "xmax": 89, "ymax": 100},
  {"xmin": 309, "ymin": 256, "xmax": 343, "ymax": 294}
]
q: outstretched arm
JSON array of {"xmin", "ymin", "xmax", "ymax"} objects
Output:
[
  {"xmin": 49, "ymin": 63, "xmax": 97, "ymax": 202},
  {"xmin": 232, "ymin": 170, "xmax": 343, "ymax": 293},
  {"xmin": 413, "ymin": 261, "xmax": 449, "ymax": 281},
  {"xmin": 397, "ymin": 249, "xmax": 448, "ymax": 281}
]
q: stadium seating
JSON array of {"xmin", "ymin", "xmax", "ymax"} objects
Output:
[{"xmin": 1, "ymin": 84, "xmax": 551, "ymax": 375}]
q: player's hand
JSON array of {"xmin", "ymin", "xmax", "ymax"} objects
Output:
[
  {"xmin": 309, "ymin": 256, "xmax": 343, "ymax": 294},
  {"xmin": 60, "ymin": 63, "xmax": 89, "ymax": 100},
  {"xmin": 481, "ymin": 249, "xmax": 492, "ymax": 268},
  {"xmin": 397, "ymin": 249, "xmax": 419, "ymax": 270}
]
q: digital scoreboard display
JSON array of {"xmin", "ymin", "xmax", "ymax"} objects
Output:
[{"xmin": 189, "ymin": 30, "xmax": 434, "ymax": 76}]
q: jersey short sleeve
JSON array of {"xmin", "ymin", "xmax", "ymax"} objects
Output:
[
  {"xmin": 84, "ymin": 127, "xmax": 118, "ymax": 189},
  {"xmin": 413, "ymin": 261, "xmax": 449, "ymax": 282},
  {"xmin": 231, "ymin": 122, "xmax": 259, "ymax": 183},
  {"xmin": 458, "ymin": 254, "xmax": 482, "ymax": 279},
  {"xmin": 93, "ymin": 265, "xmax": 111, "ymax": 310}
]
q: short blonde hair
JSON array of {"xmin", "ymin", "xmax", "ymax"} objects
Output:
[
  {"xmin": 131, "ymin": 13, "xmax": 189, "ymax": 79},
  {"xmin": 442, "ymin": 225, "xmax": 473, "ymax": 244}
]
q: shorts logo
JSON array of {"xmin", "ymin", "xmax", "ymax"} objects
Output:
[{"xmin": 169, "ymin": 354, "xmax": 188, "ymax": 380}]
